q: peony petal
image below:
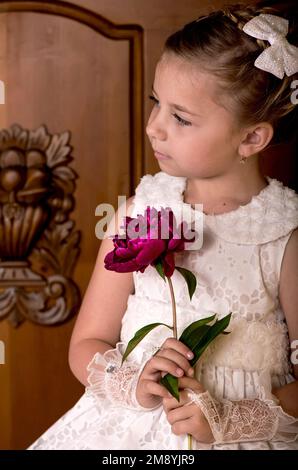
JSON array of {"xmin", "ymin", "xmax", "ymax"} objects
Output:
[
  {"xmin": 105, "ymin": 257, "xmax": 143, "ymax": 273},
  {"xmin": 136, "ymin": 239, "xmax": 165, "ymax": 265},
  {"xmin": 168, "ymin": 238, "xmax": 184, "ymax": 251},
  {"xmin": 115, "ymin": 247, "xmax": 133, "ymax": 258},
  {"xmin": 128, "ymin": 238, "xmax": 144, "ymax": 254},
  {"xmin": 162, "ymin": 252, "xmax": 175, "ymax": 277},
  {"xmin": 104, "ymin": 250, "xmax": 115, "ymax": 267}
]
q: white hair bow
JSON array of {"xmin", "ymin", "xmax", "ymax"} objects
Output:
[{"xmin": 242, "ymin": 14, "xmax": 298, "ymax": 79}]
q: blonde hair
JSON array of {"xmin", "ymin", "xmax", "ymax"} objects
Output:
[{"xmin": 163, "ymin": 2, "xmax": 298, "ymax": 146}]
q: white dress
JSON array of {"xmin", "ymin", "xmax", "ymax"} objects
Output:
[{"xmin": 29, "ymin": 171, "xmax": 298, "ymax": 450}]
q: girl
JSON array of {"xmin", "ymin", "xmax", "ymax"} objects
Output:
[{"xmin": 30, "ymin": 2, "xmax": 298, "ymax": 450}]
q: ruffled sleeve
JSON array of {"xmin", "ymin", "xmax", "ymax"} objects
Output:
[{"xmin": 86, "ymin": 342, "xmax": 160, "ymax": 411}]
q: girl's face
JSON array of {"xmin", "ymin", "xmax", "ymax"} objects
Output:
[{"xmin": 146, "ymin": 53, "xmax": 243, "ymax": 179}]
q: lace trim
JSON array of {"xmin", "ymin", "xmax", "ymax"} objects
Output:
[
  {"xmin": 189, "ymin": 389, "xmax": 298, "ymax": 445},
  {"xmin": 86, "ymin": 342, "xmax": 159, "ymax": 411},
  {"xmin": 257, "ymin": 371, "xmax": 298, "ymax": 443},
  {"xmin": 190, "ymin": 390, "xmax": 279, "ymax": 444},
  {"xmin": 133, "ymin": 172, "xmax": 298, "ymax": 245}
]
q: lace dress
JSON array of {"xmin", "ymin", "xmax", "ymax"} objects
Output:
[{"xmin": 29, "ymin": 171, "xmax": 298, "ymax": 450}]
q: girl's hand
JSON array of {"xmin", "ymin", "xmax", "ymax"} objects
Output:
[
  {"xmin": 135, "ymin": 338, "xmax": 195, "ymax": 409},
  {"xmin": 163, "ymin": 377, "xmax": 215, "ymax": 444}
]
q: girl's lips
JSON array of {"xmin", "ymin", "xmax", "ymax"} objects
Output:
[{"xmin": 154, "ymin": 151, "xmax": 171, "ymax": 160}]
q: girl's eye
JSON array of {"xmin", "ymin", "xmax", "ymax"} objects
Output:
[
  {"xmin": 148, "ymin": 95, "xmax": 192, "ymax": 127},
  {"xmin": 173, "ymin": 113, "xmax": 192, "ymax": 127},
  {"xmin": 149, "ymin": 94, "xmax": 159, "ymax": 105}
]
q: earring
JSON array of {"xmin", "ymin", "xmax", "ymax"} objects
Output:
[{"xmin": 239, "ymin": 155, "xmax": 247, "ymax": 165}]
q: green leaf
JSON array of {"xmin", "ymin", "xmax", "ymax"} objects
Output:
[
  {"xmin": 160, "ymin": 374, "xmax": 179, "ymax": 401},
  {"xmin": 161, "ymin": 316, "xmax": 216, "ymax": 401},
  {"xmin": 175, "ymin": 267, "xmax": 197, "ymax": 300},
  {"xmin": 181, "ymin": 324, "xmax": 211, "ymax": 358},
  {"xmin": 154, "ymin": 260, "xmax": 166, "ymax": 281},
  {"xmin": 159, "ymin": 314, "xmax": 232, "ymax": 401},
  {"xmin": 179, "ymin": 314, "xmax": 216, "ymax": 347},
  {"xmin": 121, "ymin": 322, "xmax": 172, "ymax": 364},
  {"xmin": 188, "ymin": 313, "xmax": 232, "ymax": 366}
]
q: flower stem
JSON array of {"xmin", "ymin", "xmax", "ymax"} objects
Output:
[
  {"xmin": 167, "ymin": 276, "xmax": 193, "ymax": 451},
  {"xmin": 167, "ymin": 277, "xmax": 177, "ymax": 339}
]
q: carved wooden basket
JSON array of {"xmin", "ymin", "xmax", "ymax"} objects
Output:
[{"xmin": 0, "ymin": 124, "xmax": 81, "ymax": 326}]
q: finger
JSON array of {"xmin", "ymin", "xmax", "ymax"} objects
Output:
[
  {"xmin": 177, "ymin": 376, "xmax": 205, "ymax": 393},
  {"xmin": 155, "ymin": 348, "xmax": 194, "ymax": 377},
  {"xmin": 166, "ymin": 404, "xmax": 195, "ymax": 425},
  {"xmin": 162, "ymin": 389, "xmax": 194, "ymax": 413},
  {"xmin": 145, "ymin": 356, "xmax": 186, "ymax": 378},
  {"xmin": 162, "ymin": 396, "xmax": 180, "ymax": 413},
  {"xmin": 162, "ymin": 338, "xmax": 194, "ymax": 361},
  {"xmin": 171, "ymin": 417, "xmax": 195, "ymax": 436},
  {"xmin": 140, "ymin": 379, "xmax": 172, "ymax": 399}
]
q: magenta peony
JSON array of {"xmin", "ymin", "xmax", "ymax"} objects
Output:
[{"xmin": 104, "ymin": 206, "xmax": 195, "ymax": 277}]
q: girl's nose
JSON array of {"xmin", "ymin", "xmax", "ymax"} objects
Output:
[{"xmin": 146, "ymin": 115, "xmax": 167, "ymax": 141}]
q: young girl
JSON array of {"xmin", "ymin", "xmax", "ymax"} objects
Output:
[{"xmin": 29, "ymin": 2, "xmax": 298, "ymax": 450}]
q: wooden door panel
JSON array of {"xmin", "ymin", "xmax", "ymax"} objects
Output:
[{"xmin": 0, "ymin": 1, "xmax": 142, "ymax": 449}]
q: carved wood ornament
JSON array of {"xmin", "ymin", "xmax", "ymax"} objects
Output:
[
  {"xmin": 0, "ymin": 124, "xmax": 81, "ymax": 326},
  {"xmin": 0, "ymin": 0, "xmax": 144, "ymax": 326}
]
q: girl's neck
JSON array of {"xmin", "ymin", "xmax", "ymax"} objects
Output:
[{"xmin": 183, "ymin": 157, "xmax": 268, "ymax": 215}]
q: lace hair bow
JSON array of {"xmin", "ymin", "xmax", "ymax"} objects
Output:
[{"xmin": 242, "ymin": 14, "xmax": 298, "ymax": 79}]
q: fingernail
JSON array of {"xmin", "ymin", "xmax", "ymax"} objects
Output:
[
  {"xmin": 176, "ymin": 368, "xmax": 184, "ymax": 376},
  {"xmin": 186, "ymin": 351, "xmax": 194, "ymax": 359},
  {"xmin": 188, "ymin": 368, "xmax": 194, "ymax": 377}
]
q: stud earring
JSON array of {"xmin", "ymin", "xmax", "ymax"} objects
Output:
[{"xmin": 239, "ymin": 155, "xmax": 247, "ymax": 164}]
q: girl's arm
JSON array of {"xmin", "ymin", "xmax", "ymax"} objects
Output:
[
  {"xmin": 274, "ymin": 228, "xmax": 298, "ymax": 418},
  {"xmin": 68, "ymin": 196, "xmax": 136, "ymax": 387}
]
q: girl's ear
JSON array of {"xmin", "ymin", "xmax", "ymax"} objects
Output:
[{"xmin": 238, "ymin": 122, "xmax": 274, "ymax": 158}]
